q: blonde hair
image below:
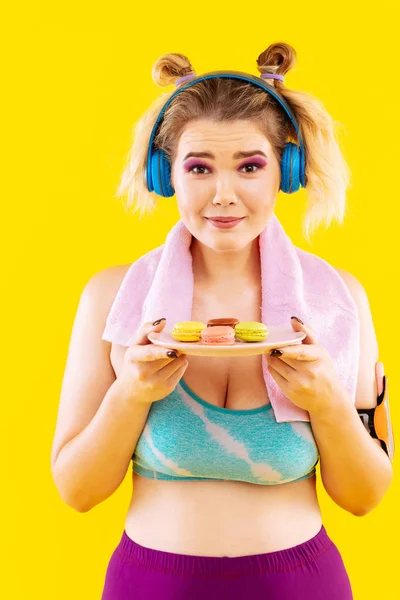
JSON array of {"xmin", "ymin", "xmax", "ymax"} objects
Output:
[{"xmin": 115, "ymin": 42, "xmax": 351, "ymax": 241}]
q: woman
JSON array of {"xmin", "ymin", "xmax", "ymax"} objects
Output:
[{"xmin": 51, "ymin": 43, "xmax": 393, "ymax": 599}]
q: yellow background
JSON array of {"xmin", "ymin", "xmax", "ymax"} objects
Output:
[{"xmin": 2, "ymin": 1, "xmax": 398, "ymax": 598}]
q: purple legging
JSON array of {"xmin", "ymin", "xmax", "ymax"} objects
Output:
[{"xmin": 101, "ymin": 524, "xmax": 353, "ymax": 599}]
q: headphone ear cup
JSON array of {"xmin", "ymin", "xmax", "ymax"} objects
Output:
[
  {"xmin": 150, "ymin": 149, "xmax": 175, "ymax": 197},
  {"xmin": 299, "ymin": 146, "xmax": 306, "ymax": 188},
  {"xmin": 280, "ymin": 142, "xmax": 301, "ymax": 194}
]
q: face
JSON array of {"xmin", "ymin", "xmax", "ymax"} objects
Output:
[{"xmin": 170, "ymin": 119, "xmax": 281, "ymax": 253}]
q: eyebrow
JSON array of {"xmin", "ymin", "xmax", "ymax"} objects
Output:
[{"xmin": 182, "ymin": 150, "xmax": 268, "ymax": 161}]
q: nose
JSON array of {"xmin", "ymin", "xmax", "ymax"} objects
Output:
[
  {"xmin": 212, "ymin": 196, "xmax": 237, "ymax": 206},
  {"xmin": 212, "ymin": 177, "xmax": 238, "ymax": 206}
]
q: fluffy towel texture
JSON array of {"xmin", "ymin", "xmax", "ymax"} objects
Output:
[{"xmin": 102, "ymin": 215, "xmax": 360, "ymax": 423}]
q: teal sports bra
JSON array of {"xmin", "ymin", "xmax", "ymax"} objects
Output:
[{"xmin": 132, "ymin": 378, "xmax": 319, "ymax": 485}]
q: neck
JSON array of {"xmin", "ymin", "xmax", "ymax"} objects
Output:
[{"xmin": 190, "ymin": 236, "xmax": 261, "ymax": 290}]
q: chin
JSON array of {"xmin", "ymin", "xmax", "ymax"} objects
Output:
[{"xmin": 205, "ymin": 232, "xmax": 250, "ymax": 252}]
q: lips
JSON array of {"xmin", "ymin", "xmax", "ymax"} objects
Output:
[
  {"xmin": 206, "ymin": 217, "xmax": 244, "ymax": 222},
  {"xmin": 206, "ymin": 216, "xmax": 245, "ymax": 229}
]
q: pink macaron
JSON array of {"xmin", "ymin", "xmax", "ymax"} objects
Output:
[{"xmin": 201, "ymin": 325, "xmax": 235, "ymax": 345}]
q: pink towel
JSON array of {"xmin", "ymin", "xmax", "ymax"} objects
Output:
[{"xmin": 102, "ymin": 215, "xmax": 360, "ymax": 423}]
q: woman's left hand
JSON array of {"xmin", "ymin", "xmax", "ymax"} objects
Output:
[{"xmin": 265, "ymin": 316, "xmax": 348, "ymax": 416}]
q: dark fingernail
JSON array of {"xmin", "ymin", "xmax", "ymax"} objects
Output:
[
  {"xmin": 291, "ymin": 316, "xmax": 304, "ymax": 324},
  {"xmin": 271, "ymin": 349, "xmax": 283, "ymax": 357},
  {"xmin": 167, "ymin": 351, "xmax": 178, "ymax": 359},
  {"xmin": 153, "ymin": 318, "xmax": 166, "ymax": 326}
]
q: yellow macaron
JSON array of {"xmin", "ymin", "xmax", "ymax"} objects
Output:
[{"xmin": 172, "ymin": 321, "xmax": 207, "ymax": 342}]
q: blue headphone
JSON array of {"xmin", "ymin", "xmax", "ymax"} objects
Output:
[{"xmin": 144, "ymin": 70, "xmax": 306, "ymax": 197}]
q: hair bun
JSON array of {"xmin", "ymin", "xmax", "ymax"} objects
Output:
[
  {"xmin": 152, "ymin": 53, "xmax": 196, "ymax": 87},
  {"xmin": 256, "ymin": 42, "xmax": 296, "ymax": 80}
]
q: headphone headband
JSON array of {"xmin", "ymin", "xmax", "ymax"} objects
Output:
[{"xmin": 145, "ymin": 70, "xmax": 306, "ymax": 194}]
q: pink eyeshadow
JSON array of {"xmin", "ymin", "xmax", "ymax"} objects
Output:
[
  {"xmin": 238, "ymin": 158, "xmax": 267, "ymax": 169},
  {"xmin": 183, "ymin": 159, "xmax": 210, "ymax": 171}
]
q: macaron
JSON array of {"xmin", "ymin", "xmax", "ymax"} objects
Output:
[
  {"xmin": 234, "ymin": 321, "xmax": 269, "ymax": 342},
  {"xmin": 172, "ymin": 321, "xmax": 206, "ymax": 342},
  {"xmin": 207, "ymin": 318, "xmax": 239, "ymax": 328},
  {"xmin": 201, "ymin": 325, "xmax": 235, "ymax": 345}
]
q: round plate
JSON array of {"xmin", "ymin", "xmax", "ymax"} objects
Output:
[{"xmin": 148, "ymin": 326, "xmax": 306, "ymax": 357}]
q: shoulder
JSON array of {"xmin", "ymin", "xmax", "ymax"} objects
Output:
[
  {"xmin": 85, "ymin": 245, "xmax": 165, "ymax": 308},
  {"xmin": 334, "ymin": 267, "xmax": 379, "ymax": 409},
  {"xmin": 82, "ymin": 264, "xmax": 132, "ymax": 333},
  {"xmin": 334, "ymin": 267, "xmax": 363, "ymax": 292},
  {"xmin": 333, "ymin": 267, "xmax": 371, "ymax": 312},
  {"xmin": 295, "ymin": 248, "xmax": 361, "ymax": 310},
  {"xmin": 84, "ymin": 264, "xmax": 132, "ymax": 302},
  {"xmin": 333, "ymin": 266, "xmax": 375, "ymax": 345}
]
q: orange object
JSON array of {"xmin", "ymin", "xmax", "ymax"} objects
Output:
[{"xmin": 357, "ymin": 370, "xmax": 394, "ymax": 462}]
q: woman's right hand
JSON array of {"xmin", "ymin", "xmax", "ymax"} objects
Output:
[{"xmin": 117, "ymin": 318, "xmax": 188, "ymax": 405}]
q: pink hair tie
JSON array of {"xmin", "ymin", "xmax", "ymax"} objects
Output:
[
  {"xmin": 175, "ymin": 73, "xmax": 197, "ymax": 86},
  {"xmin": 261, "ymin": 73, "xmax": 285, "ymax": 82}
]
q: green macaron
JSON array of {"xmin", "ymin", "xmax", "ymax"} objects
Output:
[{"xmin": 234, "ymin": 321, "xmax": 269, "ymax": 342}]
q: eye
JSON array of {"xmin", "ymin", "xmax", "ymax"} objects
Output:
[
  {"xmin": 240, "ymin": 162, "xmax": 262, "ymax": 173},
  {"xmin": 187, "ymin": 162, "xmax": 263, "ymax": 175},
  {"xmin": 187, "ymin": 164, "xmax": 211, "ymax": 175}
]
